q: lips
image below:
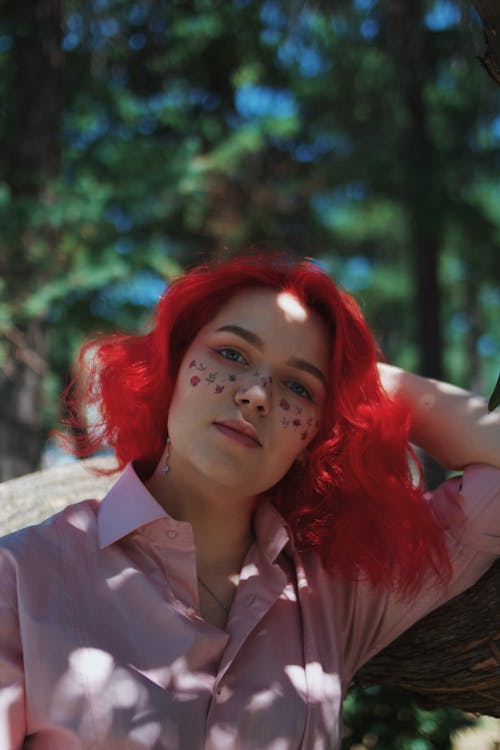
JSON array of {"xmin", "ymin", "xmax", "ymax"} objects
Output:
[{"xmin": 214, "ymin": 420, "xmax": 262, "ymax": 447}]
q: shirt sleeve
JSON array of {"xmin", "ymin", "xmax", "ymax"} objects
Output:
[
  {"xmin": 0, "ymin": 547, "xmax": 26, "ymax": 750},
  {"xmin": 340, "ymin": 463, "xmax": 500, "ymax": 683}
]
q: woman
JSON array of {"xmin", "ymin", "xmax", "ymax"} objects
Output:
[{"xmin": 0, "ymin": 253, "xmax": 499, "ymax": 749}]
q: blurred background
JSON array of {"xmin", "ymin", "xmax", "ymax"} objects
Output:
[{"xmin": 0, "ymin": 0, "xmax": 499, "ymax": 746}]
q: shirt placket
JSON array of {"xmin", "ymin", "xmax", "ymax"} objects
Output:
[{"xmin": 203, "ymin": 551, "xmax": 288, "ymax": 749}]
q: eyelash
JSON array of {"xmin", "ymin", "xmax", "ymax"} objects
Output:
[
  {"xmin": 215, "ymin": 348, "xmax": 314, "ymax": 401},
  {"xmin": 216, "ymin": 347, "xmax": 248, "ymax": 365},
  {"xmin": 284, "ymin": 381, "xmax": 313, "ymax": 400}
]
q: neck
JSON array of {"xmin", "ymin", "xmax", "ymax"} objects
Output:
[{"xmin": 145, "ymin": 454, "xmax": 255, "ymax": 575}]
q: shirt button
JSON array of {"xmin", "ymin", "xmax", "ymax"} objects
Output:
[
  {"xmin": 166, "ymin": 529, "xmax": 178, "ymax": 539},
  {"xmin": 215, "ymin": 684, "xmax": 229, "ymax": 700}
]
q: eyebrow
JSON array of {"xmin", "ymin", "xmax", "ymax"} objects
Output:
[
  {"xmin": 215, "ymin": 324, "xmax": 327, "ymax": 387},
  {"xmin": 287, "ymin": 356, "xmax": 327, "ymax": 387},
  {"xmin": 216, "ymin": 325, "xmax": 263, "ymax": 350}
]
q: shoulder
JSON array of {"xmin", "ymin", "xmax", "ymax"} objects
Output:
[
  {"xmin": 0, "ymin": 499, "xmax": 100, "ymax": 572},
  {"xmin": 292, "ymin": 464, "xmax": 500, "ymax": 678},
  {"xmin": 428, "ymin": 463, "xmax": 500, "ymax": 556}
]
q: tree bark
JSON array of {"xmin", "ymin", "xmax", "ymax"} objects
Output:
[
  {"xmin": 1, "ymin": 459, "xmax": 499, "ymax": 717},
  {"xmin": 383, "ymin": 0, "xmax": 447, "ymax": 490},
  {"xmin": 384, "ymin": 0, "xmax": 444, "ymax": 381},
  {"xmin": 470, "ymin": 1, "xmax": 500, "ymax": 86},
  {"xmin": 0, "ymin": 0, "xmax": 62, "ymax": 480},
  {"xmin": 356, "ymin": 558, "xmax": 500, "ymax": 717},
  {"xmin": 0, "ymin": 322, "xmax": 48, "ymax": 481}
]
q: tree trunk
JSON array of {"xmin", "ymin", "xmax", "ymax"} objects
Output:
[
  {"xmin": 0, "ymin": 0, "xmax": 62, "ymax": 480},
  {"xmin": 465, "ymin": 267, "xmax": 484, "ymax": 393},
  {"xmin": 385, "ymin": 0, "xmax": 444, "ymax": 381},
  {"xmin": 0, "ymin": 323, "xmax": 48, "ymax": 480},
  {"xmin": 356, "ymin": 558, "xmax": 500, "ymax": 717},
  {"xmin": 383, "ymin": 0, "xmax": 447, "ymax": 490},
  {"xmin": 1, "ymin": 459, "xmax": 499, "ymax": 717},
  {"xmin": 470, "ymin": 0, "xmax": 500, "ymax": 86}
]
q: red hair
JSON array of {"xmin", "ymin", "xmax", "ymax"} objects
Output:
[{"xmin": 62, "ymin": 252, "xmax": 451, "ymax": 593}]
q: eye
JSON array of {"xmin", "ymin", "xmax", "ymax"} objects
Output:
[
  {"xmin": 285, "ymin": 380, "xmax": 313, "ymax": 400},
  {"xmin": 216, "ymin": 347, "xmax": 248, "ymax": 365}
]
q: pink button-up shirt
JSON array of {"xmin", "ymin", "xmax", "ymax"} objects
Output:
[{"xmin": 0, "ymin": 463, "xmax": 499, "ymax": 749}]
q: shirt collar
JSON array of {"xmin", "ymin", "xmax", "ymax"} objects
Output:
[
  {"xmin": 253, "ymin": 501, "xmax": 294, "ymax": 563},
  {"xmin": 98, "ymin": 463, "xmax": 295, "ymax": 561},
  {"xmin": 97, "ymin": 462, "xmax": 169, "ymax": 548}
]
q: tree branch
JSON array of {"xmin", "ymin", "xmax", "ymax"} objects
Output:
[
  {"xmin": 355, "ymin": 559, "xmax": 500, "ymax": 716},
  {"xmin": 471, "ymin": 1, "xmax": 500, "ymax": 86}
]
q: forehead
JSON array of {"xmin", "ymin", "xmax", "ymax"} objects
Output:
[{"xmin": 201, "ymin": 287, "xmax": 329, "ymax": 369}]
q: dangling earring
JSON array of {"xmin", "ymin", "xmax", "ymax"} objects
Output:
[
  {"xmin": 162, "ymin": 438, "xmax": 171, "ymax": 476},
  {"xmin": 295, "ymin": 451, "xmax": 308, "ymax": 468}
]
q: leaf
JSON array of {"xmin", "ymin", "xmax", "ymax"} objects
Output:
[{"xmin": 488, "ymin": 372, "xmax": 500, "ymax": 412}]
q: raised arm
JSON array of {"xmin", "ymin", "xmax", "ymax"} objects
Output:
[{"xmin": 378, "ymin": 363, "xmax": 500, "ymax": 471}]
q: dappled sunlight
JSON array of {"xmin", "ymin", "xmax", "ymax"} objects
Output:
[
  {"xmin": 306, "ymin": 661, "xmax": 341, "ymax": 704},
  {"xmin": 284, "ymin": 665, "xmax": 308, "ymax": 702},
  {"xmin": 168, "ymin": 656, "xmax": 217, "ymax": 695},
  {"xmin": 276, "ymin": 292, "xmax": 309, "ymax": 323},
  {"xmin": 106, "ymin": 565, "xmax": 141, "ymax": 590},
  {"xmin": 239, "ymin": 561, "xmax": 260, "ymax": 581},
  {"xmin": 246, "ymin": 682, "xmax": 284, "ymax": 712}
]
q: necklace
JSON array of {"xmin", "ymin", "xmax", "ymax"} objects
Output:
[{"xmin": 197, "ymin": 575, "xmax": 230, "ymax": 613}]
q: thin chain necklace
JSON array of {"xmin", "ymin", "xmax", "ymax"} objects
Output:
[{"xmin": 197, "ymin": 575, "xmax": 230, "ymax": 613}]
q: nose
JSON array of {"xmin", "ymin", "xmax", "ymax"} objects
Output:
[{"xmin": 234, "ymin": 377, "xmax": 270, "ymax": 415}]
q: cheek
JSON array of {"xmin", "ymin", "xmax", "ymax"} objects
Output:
[
  {"xmin": 185, "ymin": 357, "xmax": 235, "ymax": 394},
  {"xmin": 278, "ymin": 403, "xmax": 320, "ymax": 444}
]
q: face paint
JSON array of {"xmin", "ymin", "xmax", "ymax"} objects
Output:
[
  {"xmin": 168, "ymin": 287, "xmax": 328, "ymax": 498},
  {"xmin": 189, "ymin": 359, "xmax": 207, "ymax": 372},
  {"xmin": 188, "ymin": 358, "xmax": 242, "ymax": 393}
]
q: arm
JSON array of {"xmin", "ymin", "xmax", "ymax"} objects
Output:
[{"xmin": 378, "ymin": 363, "xmax": 500, "ymax": 471}]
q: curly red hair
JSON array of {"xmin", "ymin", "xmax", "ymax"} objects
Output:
[{"xmin": 63, "ymin": 252, "xmax": 451, "ymax": 593}]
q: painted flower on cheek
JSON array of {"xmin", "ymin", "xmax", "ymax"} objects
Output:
[
  {"xmin": 190, "ymin": 375, "xmax": 201, "ymax": 387},
  {"xmin": 280, "ymin": 398, "xmax": 290, "ymax": 411},
  {"xmin": 215, "ymin": 384, "xmax": 224, "ymax": 394}
]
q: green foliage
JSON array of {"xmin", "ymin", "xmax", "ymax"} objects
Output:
[
  {"xmin": 343, "ymin": 685, "xmax": 475, "ymax": 750},
  {"xmin": 1, "ymin": 0, "xmax": 499, "ymax": 738}
]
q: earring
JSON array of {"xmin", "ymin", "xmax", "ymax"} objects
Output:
[
  {"xmin": 162, "ymin": 438, "xmax": 171, "ymax": 476},
  {"xmin": 295, "ymin": 451, "xmax": 308, "ymax": 468}
]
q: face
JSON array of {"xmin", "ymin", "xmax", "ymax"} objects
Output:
[{"xmin": 167, "ymin": 288, "xmax": 329, "ymax": 498}]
